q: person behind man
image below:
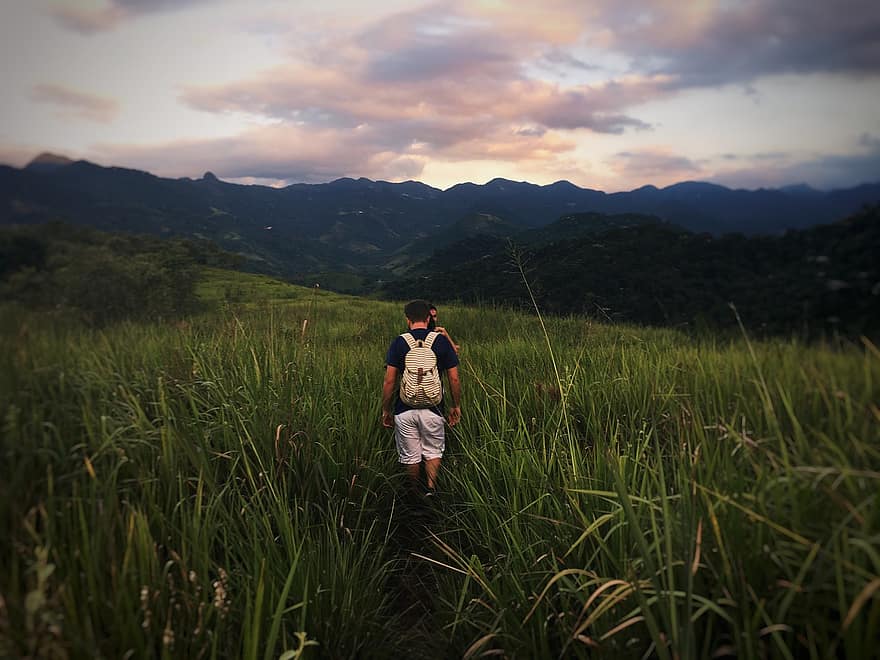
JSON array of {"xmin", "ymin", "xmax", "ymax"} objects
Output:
[
  {"xmin": 382, "ymin": 299, "xmax": 461, "ymax": 496},
  {"xmin": 428, "ymin": 304, "xmax": 460, "ymax": 353}
]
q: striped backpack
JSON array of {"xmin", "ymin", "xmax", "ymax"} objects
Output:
[{"xmin": 399, "ymin": 332, "xmax": 443, "ymax": 408}]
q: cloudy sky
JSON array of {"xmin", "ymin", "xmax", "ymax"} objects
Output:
[{"xmin": 1, "ymin": 0, "xmax": 879, "ymax": 191}]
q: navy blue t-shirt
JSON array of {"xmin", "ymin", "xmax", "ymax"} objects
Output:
[{"xmin": 385, "ymin": 329, "xmax": 459, "ymax": 416}]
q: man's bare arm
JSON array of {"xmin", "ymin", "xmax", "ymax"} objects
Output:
[
  {"xmin": 446, "ymin": 366, "xmax": 461, "ymax": 426},
  {"xmin": 435, "ymin": 326, "xmax": 460, "ymax": 353},
  {"xmin": 382, "ymin": 365, "xmax": 398, "ymax": 427}
]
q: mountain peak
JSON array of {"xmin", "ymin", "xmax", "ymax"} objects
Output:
[
  {"xmin": 486, "ymin": 177, "xmax": 535, "ymax": 188},
  {"xmin": 202, "ymin": 171, "xmax": 219, "ymax": 182},
  {"xmin": 780, "ymin": 183, "xmax": 819, "ymax": 195},
  {"xmin": 26, "ymin": 152, "xmax": 75, "ymax": 172},
  {"xmin": 663, "ymin": 181, "xmax": 729, "ymax": 193},
  {"xmin": 546, "ymin": 180, "xmax": 578, "ymax": 190}
]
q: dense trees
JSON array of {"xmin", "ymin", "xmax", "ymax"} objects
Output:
[
  {"xmin": 384, "ymin": 206, "xmax": 880, "ymax": 339},
  {"xmin": 0, "ymin": 223, "xmax": 241, "ymax": 325}
]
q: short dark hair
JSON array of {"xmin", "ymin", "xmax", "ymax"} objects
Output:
[{"xmin": 404, "ymin": 299, "xmax": 431, "ymax": 322}]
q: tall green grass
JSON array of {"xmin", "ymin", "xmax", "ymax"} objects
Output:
[{"xmin": 1, "ymin": 282, "xmax": 878, "ymax": 658}]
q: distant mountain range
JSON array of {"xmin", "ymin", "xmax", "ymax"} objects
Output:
[{"xmin": 2, "ymin": 153, "xmax": 879, "ymax": 285}]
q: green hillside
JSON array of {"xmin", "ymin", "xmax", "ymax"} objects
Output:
[
  {"xmin": 1, "ymin": 279, "xmax": 878, "ymax": 658},
  {"xmin": 196, "ymin": 267, "xmax": 313, "ymax": 304}
]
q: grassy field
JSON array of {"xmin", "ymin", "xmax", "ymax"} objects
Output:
[{"xmin": 1, "ymin": 268, "xmax": 879, "ymax": 658}]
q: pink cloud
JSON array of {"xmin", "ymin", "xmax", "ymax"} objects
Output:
[
  {"xmin": 608, "ymin": 148, "xmax": 703, "ymax": 185},
  {"xmin": 51, "ymin": 5, "xmax": 127, "ymax": 33},
  {"xmin": 31, "ymin": 84, "xmax": 120, "ymax": 123},
  {"xmin": 160, "ymin": 3, "xmax": 678, "ymax": 186},
  {"xmin": 43, "ymin": 1, "xmax": 877, "ymax": 191},
  {"xmin": 181, "ymin": 59, "xmax": 664, "ymax": 137},
  {"xmin": 93, "ymin": 123, "xmax": 429, "ymax": 183},
  {"xmin": 173, "ymin": 1, "xmax": 688, "ymax": 188},
  {"xmin": 51, "ymin": 0, "xmax": 212, "ymax": 33},
  {"xmin": 91, "ymin": 110, "xmax": 582, "ymax": 187}
]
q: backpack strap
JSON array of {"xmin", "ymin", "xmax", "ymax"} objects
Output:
[
  {"xmin": 402, "ymin": 332, "xmax": 440, "ymax": 350},
  {"xmin": 400, "ymin": 332, "xmax": 418, "ymax": 350}
]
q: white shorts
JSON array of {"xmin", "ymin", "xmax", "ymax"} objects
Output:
[{"xmin": 394, "ymin": 408, "xmax": 446, "ymax": 464}]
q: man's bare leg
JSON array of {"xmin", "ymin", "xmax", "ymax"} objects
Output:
[
  {"xmin": 424, "ymin": 458, "xmax": 441, "ymax": 490},
  {"xmin": 404, "ymin": 462, "xmax": 421, "ymax": 488}
]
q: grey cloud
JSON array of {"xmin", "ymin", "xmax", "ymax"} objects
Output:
[
  {"xmin": 358, "ymin": 1, "xmax": 880, "ymax": 104},
  {"xmin": 809, "ymin": 148, "xmax": 880, "ymax": 188},
  {"xmin": 755, "ymin": 152, "xmax": 789, "ymax": 161},
  {"xmin": 538, "ymin": 48, "xmax": 599, "ymax": 73},
  {"xmin": 516, "ymin": 126, "xmax": 547, "ymax": 137},
  {"xmin": 366, "ymin": 40, "xmax": 514, "ymax": 83},
  {"xmin": 611, "ymin": 150, "xmax": 701, "ymax": 178},
  {"xmin": 183, "ymin": 81, "xmax": 363, "ymax": 130},
  {"xmin": 785, "ymin": 152, "xmax": 879, "ymax": 190},
  {"xmin": 714, "ymin": 135, "xmax": 880, "ymax": 189},
  {"xmin": 530, "ymin": 85, "xmax": 653, "ymax": 133},
  {"xmin": 357, "ymin": 6, "xmax": 520, "ymax": 83},
  {"xmin": 540, "ymin": 108, "xmax": 650, "ymax": 134},
  {"xmin": 599, "ymin": 0, "xmax": 880, "ymax": 88},
  {"xmin": 859, "ymin": 133, "xmax": 880, "ymax": 149}
]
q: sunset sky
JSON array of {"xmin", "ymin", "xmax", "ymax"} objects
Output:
[{"xmin": 1, "ymin": 0, "xmax": 878, "ymax": 192}]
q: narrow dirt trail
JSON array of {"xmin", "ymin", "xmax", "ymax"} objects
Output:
[{"xmin": 384, "ymin": 495, "xmax": 452, "ymax": 656}]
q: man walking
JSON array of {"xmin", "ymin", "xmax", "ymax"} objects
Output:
[{"xmin": 382, "ymin": 299, "xmax": 461, "ymax": 496}]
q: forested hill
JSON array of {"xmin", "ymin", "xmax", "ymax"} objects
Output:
[
  {"xmin": 2, "ymin": 155, "xmax": 880, "ymax": 281},
  {"xmin": 383, "ymin": 205, "xmax": 880, "ymax": 339}
]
